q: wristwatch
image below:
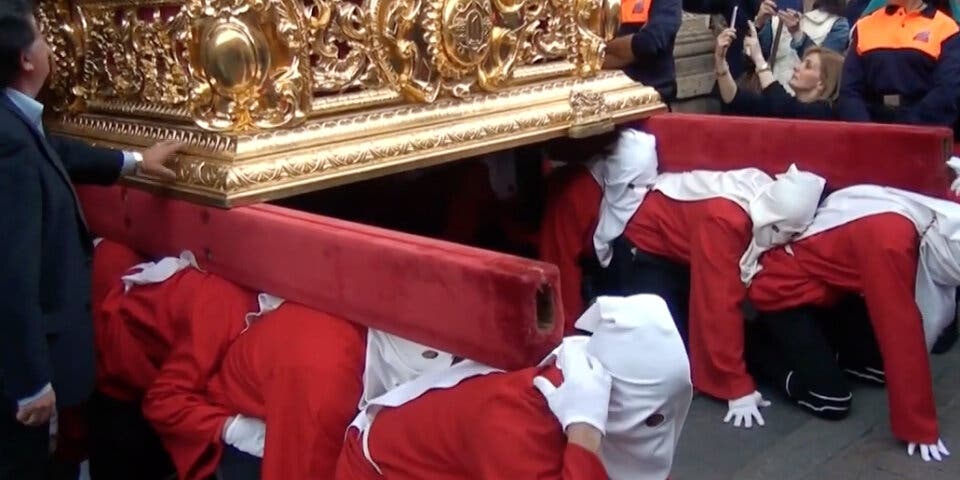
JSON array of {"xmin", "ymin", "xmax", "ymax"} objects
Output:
[{"xmin": 755, "ymin": 61, "xmax": 771, "ymax": 74}]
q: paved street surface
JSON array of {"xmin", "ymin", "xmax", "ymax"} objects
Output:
[{"xmin": 672, "ymin": 347, "xmax": 960, "ymax": 479}]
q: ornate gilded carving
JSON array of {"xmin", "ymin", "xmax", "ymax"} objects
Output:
[
  {"xmin": 39, "ymin": 1, "xmax": 666, "ymax": 207},
  {"xmin": 305, "ymin": 0, "xmax": 383, "ymax": 92},
  {"xmin": 572, "ymin": 0, "xmax": 620, "ymax": 76},
  {"xmin": 36, "ymin": 0, "xmax": 85, "ymax": 112},
  {"xmin": 176, "ymin": 0, "xmax": 312, "ymax": 131}
]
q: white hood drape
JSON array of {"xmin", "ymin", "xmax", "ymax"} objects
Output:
[
  {"xmin": 572, "ymin": 294, "xmax": 693, "ymax": 480},
  {"xmin": 653, "ymin": 164, "xmax": 826, "ymax": 284},
  {"xmin": 587, "ymin": 130, "xmax": 660, "ymax": 267},
  {"xmin": 798, "ymin": 184, "xmax": 960, "ymax": 349}
]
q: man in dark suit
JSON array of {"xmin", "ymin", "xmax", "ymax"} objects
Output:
[{"xmin": 0, "ymin": 1, "xmax": 182, "ymax": 477}]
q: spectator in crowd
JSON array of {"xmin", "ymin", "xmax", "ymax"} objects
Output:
[
  {"xmin": 855, "ymin": 0, "xmax": 960, "ymax": 21},
  {"xmin": 755, "ymin": 0, "xmax": 803, "ymax": 94},
  {"xmin": 0, "ymin": 1, "xmax": 181, "ymax": 477},
  {"xmin": 715, "ymin": 22, "xmax": 844, "ymax": 118},
  {"xmin": 686, "ymin": 0, "xmax": 763, "ymax": 78},
  {"xmin": 759, "ymin": 0, "xmax": 851, "ymax": 58},
  {"xmin": 837, "ymin": 0, "xmax": 960, "ymax": 134},
  {"xmin": 603, "ymin": 0, "xmax": 683, "ymax": 101}
]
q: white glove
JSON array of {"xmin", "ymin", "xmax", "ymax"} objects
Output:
[
  {"xmin": 222, "ymin": 415, "xmax": 266, "ymax": 458},
  {"xmin": 533, "ymin": 341, "xmax": 613, "ymax": 434},
  {"xmin": 724, "ymin": 391, "xmax": 771, "ymax": 428},
  {"xmin": 907, "ymin": 439, "xmax": 950, "ymax": 462},
  {"xmin": 948, "ymin": 157, "xmax": 960, "ymax": 195}
]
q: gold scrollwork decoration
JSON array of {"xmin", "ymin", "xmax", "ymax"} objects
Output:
[
  {"xmin": 305, "ymin": 0, "xmax": 384, "ymax": 93},
  {"xmin": 572, "ymin": 0, "xmax": 620, "ymax": 76},
  {"xmin": 176, "ymin": 0, "xmax": 312, "ymax": 131},
  {"xmin": 37, "ymin": 0, "xmax": 86, "ymax": 113},
  {"xmin": 132, "ymin": 9, "xmax": 192, "ymax": 105}
]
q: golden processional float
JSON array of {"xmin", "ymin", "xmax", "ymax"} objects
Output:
[
  {"xmin": 37, "ymin": 0, "xmax": 676, "ymax": 207},
  {"xmin": 37, "ymin": 0, "xmax": 703, "ymax": 367}
]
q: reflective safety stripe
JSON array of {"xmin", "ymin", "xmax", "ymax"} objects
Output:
[
  {"xmin": 621, "ymin": 0, "xmax": 651, "ymax": 24},
  {"xmin": 856, "ymin": 7, "xmax": 960, "ymax": 59}
]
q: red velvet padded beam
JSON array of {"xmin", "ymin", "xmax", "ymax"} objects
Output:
[
  {"xmin": 77, "ymin": 185, "xmax": 563, "ymax": 370},
  {"xmin": 641, "ymin": 114, "xmax": 955, "ymax": 199}
]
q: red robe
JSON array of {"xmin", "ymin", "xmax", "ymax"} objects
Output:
[
  {"xmin": 540, "ymin": 165, "xmax": 756, "ymax": 399},
  {"xmin": 334, "ymin": 366, "xmax": 608, "ymax": 479},
  {"xmin": 90, "ymin": 239, "xmax": 144, "ymax": 312},
  {"xmin": 95, "ymin": 269, "xmax": 255, "ymax": 403},
  {"xmin": 539, "ymin": 165, "xmax": 603, "ymax": 327},
  {"xmin": 749, "ymin": 213, "xmax": 938, "ymax": 443},
  {"xmin": 134, "ymin": 273, "xmax": 257, "ymax": 480},
  {"xmin": 205, "ymin": 304, "xmax": 366, "ymax": 480},
  {"xmin": 625, "ymin": 192, "xmax": 756, "ymax": 400}
]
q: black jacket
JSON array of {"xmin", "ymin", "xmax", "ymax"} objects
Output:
[
  {"xmin": 0, "ymin": 94, "xmax": 123, "ymax": 407},
  {"xmin": 725, "ymin": 82, "xmax": 837, "ymax": 120}
]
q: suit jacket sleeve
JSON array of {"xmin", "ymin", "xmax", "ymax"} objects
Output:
[
  {"xmin": 47, "ymin": 135, "xmax": 124, "ymax": 185},
  {"xmin": 0, "ymin": 141, "xmax": 53, "ymax": 400}
]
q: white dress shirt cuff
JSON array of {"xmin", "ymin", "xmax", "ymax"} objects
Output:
[
  {"xmin": 121, "ymin": 151, "xmax": 139, "ymax": 176},
  {"xmin": 18, "ymin": 383, "xmax": 52, "ymax": 408}
]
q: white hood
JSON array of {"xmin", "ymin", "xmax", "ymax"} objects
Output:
[
  {"xmin": 587, "ymin": 129, "xmax": 661, "ymax": 267},
  {"xmin": 653, "ymin": 165, "xmax": 826, "ymax": 284},
  {"xmin": 574, "ymin": 294, "xmax": 693, "ymax": 480},
  {"xmin": 359, "ymin": 330, "xmax": 455, "ymax": 410}
]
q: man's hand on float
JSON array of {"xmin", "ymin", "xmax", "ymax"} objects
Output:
[
  {"xmin": 533, "ymin": 341, "xmax": 613, "ymax": 433},
  {"xmin": 140, "ymin": 140, "xmax": 184, "ymax": 180},
  {"xmin": 908, "ymin": 439, "xmax": 950, "ymax": 462},
  {"xmin": 724, "ymin": 391, "xmax": 771, "ymax": 428}
]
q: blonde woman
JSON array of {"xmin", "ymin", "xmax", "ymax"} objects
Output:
[{"xmin": 716, "ymin": 22, "xmax": 844, "ymax": 119}]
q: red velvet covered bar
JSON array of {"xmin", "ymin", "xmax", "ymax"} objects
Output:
[
  {"xmin": 641, "ymin": 114, "xmax": 954, "ymax": 198},
  {"xmin": 77, "ymin": 185, "xmax": 562, "ymax": 370}
]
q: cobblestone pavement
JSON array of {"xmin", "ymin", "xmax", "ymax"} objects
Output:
[{"xmin": 673, "ymin": 346, "xmax": 960, "ymax": 479}]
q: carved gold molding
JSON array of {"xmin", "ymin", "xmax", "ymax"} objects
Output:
[{"xmin": 40, "ymin": 0, "xmax": 663, "ymax": 207}]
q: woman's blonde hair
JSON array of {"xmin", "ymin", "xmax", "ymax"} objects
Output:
[{"xmin": 804, "ymin": 47, "xmax": 845, "ymax": 103}]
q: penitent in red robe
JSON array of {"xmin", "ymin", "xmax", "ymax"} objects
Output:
[
  {"xmin": 540, "ymin": 165, "xmax": 757, "ymax": 400},
  {"xmin": 204, "ymin": 303, "xmax": 367, "ymax": 480},
  {"xmin": 334, "ymin": 366, "xmax": 608, "ymax": 480},
  {"xmin": 749, "ymin": 213, "xmax": 938, "ymax": 444},
  {"xmin": 132, "ymin": 273, "xmax": 257, "ymax": 480},
  {"xmin": 95, "ymin": 268, "xmax": 255, "ymax": 404}
]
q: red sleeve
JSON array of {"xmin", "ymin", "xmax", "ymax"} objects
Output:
[
  {"xmin": 141, "ymin": 275, "xmax": 253, "ymax": 480},
  {"xmin": 854, "ymin": 214, "xmax": 939, "ymax": 443},
  {"xmin": 687, "ymin": 203, "xmax": 756, "ymax": 400},
  {"xmin": 258, "ymin": 309, "xmax": 366, "ymax": 480},
  {"xmin": 539, "ymin": 165, "xmax": 603, "ymax": 331},
  {"xmin": 94, "ymin": 288, "xmax": 162, "ymax": 401},
  {"xmin": 466, "ymin": 372, "xmax": 608, "ymax": 480}
]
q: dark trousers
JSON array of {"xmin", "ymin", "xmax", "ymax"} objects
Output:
[
  {"xmin": 747, "ymin": 295, "xmax": 884, "ymax": 420},
  {"xmin": 87, "ymin": 391, "xmax": 174, "ymax": 480},
  {"xmin": 585, "ymin": 236, "xmax": 691, "ymax": 343},
  {"xmin": 216, "ymin": 445, "xmax": 261, "ymax": 480}
]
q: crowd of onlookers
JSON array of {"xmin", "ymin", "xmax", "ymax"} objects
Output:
[{"xmin": 607, "ymin": 0, "xmax": 960, "ymax": 139}]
